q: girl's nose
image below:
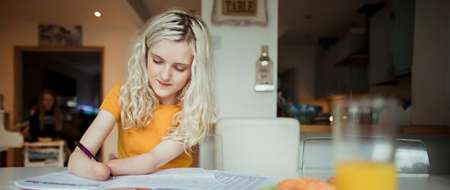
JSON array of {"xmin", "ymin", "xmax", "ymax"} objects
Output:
[{"xmin": 160, "ymin": 65, "xmax": 171, "ymax": 81}]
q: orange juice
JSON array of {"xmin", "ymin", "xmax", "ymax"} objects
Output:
[{"xmin": 336, "ymin": 160, "xmax": 397, "ymax": 190}]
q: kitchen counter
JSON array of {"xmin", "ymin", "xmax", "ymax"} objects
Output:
[{"xmin": 301, "ymin": 124, "xmax": 450, "ymax": 135}]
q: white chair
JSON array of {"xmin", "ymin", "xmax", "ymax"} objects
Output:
[
  {"xmin": 0, "ymin": 111, "xmax": 24, "ymax": 151},
  {"xmin": 24, "ymin": 140, "xmax": 65, "ymax": 167},
  {"xmin": 215, "ymin": 117, "xmax": 300, "ymax": 178},
  {"xmin": 300, "ymin": 137, "xmax": 334, "ymax": 176},
  {"xmin": 199, "ymin": 134, "xmax": 218, "ymax": 170},
  {"xmin": 301, "ymin": 137, "xmax": 430, "ymax": 176},
  {"xmin": 395, "ymin": 139, "xmax": 430, "ymax": 175}
]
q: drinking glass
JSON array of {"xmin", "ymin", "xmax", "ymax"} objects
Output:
[{"xmin": 333, "ymin": 96, "xmax": 399, "ymax": 190}]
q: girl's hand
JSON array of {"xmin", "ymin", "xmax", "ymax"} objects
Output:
[{"xmin": 105, "ymin": 159, "xmax": 121, "ymax": 176}]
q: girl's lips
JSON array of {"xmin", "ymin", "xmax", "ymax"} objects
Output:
[{"xmin": 157, "ymin": 80, "xmax": 172, "ymax": 87}]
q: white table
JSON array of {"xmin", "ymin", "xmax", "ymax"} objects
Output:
[
  {"xmin": 1, "ymin": 167, "xmax": 449, "ymax": 190},
  {"xmin": 0, "ymin": 167, "xmax": 64, "ymax": 190},
  {"xmin": 302, "ymin": 172, "xmax": 450, "ymax": 190}
]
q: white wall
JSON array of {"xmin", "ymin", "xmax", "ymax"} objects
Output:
[
  {"xmin": 202, "ymin": 0, "xmax": 278, "ymax": 118},
  {"xmin": 412, "ymin": 0, "xmax": 450, "ymax": 125},
  {"xmin": 199, "ymin": 0, "xmax": 278, "ymax": 169}
]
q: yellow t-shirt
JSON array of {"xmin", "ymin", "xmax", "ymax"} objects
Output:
[{"xmin": 99, "ymin": 84, "xmax": 192, "ymax": 169}]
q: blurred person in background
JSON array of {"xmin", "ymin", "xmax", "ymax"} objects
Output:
[{"xmin": 27, "ymin": 89, "xmax": 63, "ymax": 142}]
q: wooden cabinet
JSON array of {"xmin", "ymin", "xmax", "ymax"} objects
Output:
[
  {"xmin": 369, "ymin": 0, "xmax": 415, "ymax": 84},
  {"xmin": 332, "ymin": 64, "xmax": 368, "ymax": 95},
  {"xmin": 316, "ymin": 0, "xmax": 415, "ymax": 97},
  {"xmin": 316, "ymin": 52, "xmax": 368, "ymax": 98},
  {"xmin": 315, "ymin": 28, "xmax": 369, "ymax": 98},
  {"xmin": 315, "ymin": 51, "xmax": 333, "ymax": 98},
  {"xmin": 369, "ymin": 6, "xmax": 395, "ymax": 85},
  {"xmin": 390, "ymin": 0, "xmax": 415, "ymax": 76}
]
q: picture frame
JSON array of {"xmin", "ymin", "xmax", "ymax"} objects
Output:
[
  {"xmin": 212, "ymin": 0, "xmax": 267, "ymax": 26},
  {"xmin": 38, "ymin": 24, "xmax": 82, "ymax": 46}
]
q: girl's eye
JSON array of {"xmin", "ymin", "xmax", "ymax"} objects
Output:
[
  {"xmin": 153, "ymin": 59, "xmax": 163, "ymax": 64},
  {"xmin": 174, "ymin": 65, "xmax": 187, "ymax": 72}
]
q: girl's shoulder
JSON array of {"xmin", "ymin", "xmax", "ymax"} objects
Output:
[{"xmin": 100, "ymin": 82, "xmax": 123, "ymax": 120}]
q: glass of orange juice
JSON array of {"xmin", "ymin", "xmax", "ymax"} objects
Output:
[{"xmin": 333, "ymin": 96, "xmax": 399, "ymax": 190}]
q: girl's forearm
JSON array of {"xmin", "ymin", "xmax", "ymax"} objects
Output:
[
  {"xmin": 107, "ymin": 153, "xmax": 160, "ymax": 176},
  {"xmin": 107, "ymin": 140, "xmax": 185, "ymax": 176}
]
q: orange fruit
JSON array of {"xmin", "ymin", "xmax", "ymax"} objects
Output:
[{"xmin": 277, "ymin": 178, "xmax": 334, "ymax": 190}]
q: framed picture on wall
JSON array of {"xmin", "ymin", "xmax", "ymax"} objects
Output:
[
  {"xmin": 38, "ymin": 24, "xmax": 82, "ymax": 46},
  {"xmin": 212, "ymin": 0, "xmax": 267, "ymax": 26}
]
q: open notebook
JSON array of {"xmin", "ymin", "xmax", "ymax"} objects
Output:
[{"xmin": 15, "ymin": 168, "xmax": 273, "ymax": 190}]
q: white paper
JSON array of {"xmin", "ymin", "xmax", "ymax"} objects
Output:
[
  {"xmin": 14, "ymin": 170, "xmax": 105, "ymax": 190},
  {"xmin": 15, "ymin": 168, "xmax": 271, "ymax": 190}
]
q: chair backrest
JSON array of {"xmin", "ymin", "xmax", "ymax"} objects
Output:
[
  {"xmin": 24, "ymin": 140, "xmax": 65, "ymax": 167},
  {"xmin": 300, "ymin": 137, "xmax": 334, "ymax": 175},
  {"xmin": 215, "ymin": 117, "xmax": 300, "ymax": 178},
  {"xmin": 199, "ymin": 134, "xmax": 218, "ymax": 169},
  {"xmin": 301, "ymin": 137, "xmax": 430, "ymax": 176},
  {"xmin": 0, "ymin": 111, "xmax": 23, "ymax": 150},
  {"xmin": 395, "ymin": 139, "xmax": 430, "ymax": 175}
]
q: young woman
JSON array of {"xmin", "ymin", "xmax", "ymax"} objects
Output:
[
  {"xmin": 28, "ymin": 89, "xmax": 63, "ymax": 142},
  {"xmin": 68, "ymin": 9, "xmax": 215, "ymax": 180}
]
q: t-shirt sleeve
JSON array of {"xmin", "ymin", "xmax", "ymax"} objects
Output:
[{"xmin": 99, "ymin": 83, "xmax": 121, "ymax": 120}]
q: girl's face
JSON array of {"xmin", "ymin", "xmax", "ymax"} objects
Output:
[
  {"xmin": 42, "ymin": 93, "xmax": 55, "ymax": 111},
  {"xmin": 147, "ymin": 39, "xmax": 193, "ymax": 105}
]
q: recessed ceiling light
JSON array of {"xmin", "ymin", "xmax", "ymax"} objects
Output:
[{"xmin": 94, "ymin": 11, "xmax": 102, "ymax": 17}]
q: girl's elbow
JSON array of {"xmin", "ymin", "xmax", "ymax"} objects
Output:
[
  {"xmin": 67, "ymin": 152, "xmax": 110, "ymax": 181},
  {"xmin": 93, "ymin": 164, "xmax": 111, "ymax": 181}
]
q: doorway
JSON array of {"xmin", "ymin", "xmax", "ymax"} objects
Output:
[{"xmin": 14, "ymin": 46, "xmax": 103, "ymax": 152}]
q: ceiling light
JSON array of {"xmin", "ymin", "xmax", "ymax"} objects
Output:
[{"xmin": 94, "ymin": 11, "xmax": 102, "ymax": 17}]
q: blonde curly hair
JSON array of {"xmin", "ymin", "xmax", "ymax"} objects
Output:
[{"xmin": 119, "ymin": 9, "xmax": 215, "ymax": 149}]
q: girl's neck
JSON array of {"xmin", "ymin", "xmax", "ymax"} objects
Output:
[{"xmin": 159, "ymin": 95, "xmax": 177, "ymax": 105}]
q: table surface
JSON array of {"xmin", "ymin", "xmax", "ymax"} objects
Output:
[
  {"xmin": 1, "ymin": 167, "xmax": 65, "ymax": 190},
  {"xmin": 1, "ymin": 167, "xmax": 449, "ymax": 190}
]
